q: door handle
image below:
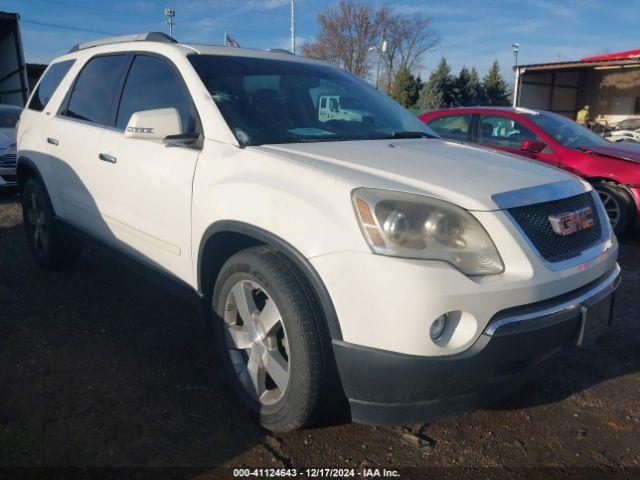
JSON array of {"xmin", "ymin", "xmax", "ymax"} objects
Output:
[
  {"xmin": 98, "ymin": 153, "xmax": 117, "ymax": 164},
  {"xmin": 47, "ymin": 137, "xmax": 59, "ymax": 146}
]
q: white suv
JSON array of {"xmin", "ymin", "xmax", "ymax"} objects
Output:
[{"xmin": 17, "ymin": 33, "xmax": 620, "ymax": 432}]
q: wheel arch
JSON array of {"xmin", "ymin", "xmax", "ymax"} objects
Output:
[
  {"xmin": 16, "ymin": 156, "xmax": 44, "ymax": 192},
  {"xmin": 197, "ymin": 221, "xmax": 343, "ymax": 340},
  {"xmin": 587, "ymin": 176, "xmax": 637, "ymax": 206}
]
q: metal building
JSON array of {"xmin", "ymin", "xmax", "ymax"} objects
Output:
[{"xmin": 514, "ymin": 48, "xmax": 640, "ymax": 125}]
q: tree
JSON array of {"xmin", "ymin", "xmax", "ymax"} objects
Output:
[
  {"xmin": 468, "ymin": 67, "xmax": 485, "ymax": 105},
  {"xmin": 453, "ymin": 66, "xmax": 472, "ymax": 106},
  {"xmin": 382, "ymin": 12, "xmax": 439, "ymax": 91},
  {"xmin": 417, "ymin": 57, "xmax": 455, "ymax": 111},
  {"xmin": 483, "ymin": 61, "xmax": 511, "ymax": 106},
  {"xmin": 300, "ymin": 0, "xmax": 388, "ymax": 78},
  {"xmin": 301, "ymin": 1, "xmax": 438, "ymax": 84},
  {"xmin": 391, "ymin": 65, "xmax": 413, "ymax": 107},
  {"xmin": 408, "ymin": 75, "xmax": 423, "ymax": 107}
]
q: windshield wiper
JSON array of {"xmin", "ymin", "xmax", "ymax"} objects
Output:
[{"xmin": 388, "ymin": 131, "xmax": 435, "ymax": 139}]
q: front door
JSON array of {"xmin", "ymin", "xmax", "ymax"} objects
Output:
[
  {"xmin": 476, "ymin": 114, "xmax": 560, "ymax": 166},
  {"xmin": 87, "ymin": 54, "xmax": 201, "ymax": 283}
]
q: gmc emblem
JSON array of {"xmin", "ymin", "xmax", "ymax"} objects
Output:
[{"xmin": 548, "ymin": 207, "xmax": 595, "ymax": 236}]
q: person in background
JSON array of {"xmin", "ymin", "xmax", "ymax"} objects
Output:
[{"xmin": 576, "ymin": 105, "xmax": 590, "ymax": 125}]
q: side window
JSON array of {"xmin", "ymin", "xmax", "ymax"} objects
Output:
[
  {"xmin": 329, "ymin": 98, "xmax": 339, "ymax": 112},
  {"xmin": 28, "ymin": 60, "xmax": 75, "ymax": 112},
  {"xmin": 427, "ymin": 114, "xmax": 471, "ymax": 141},
  {"xmin": 116, "ymin": 55, "xmax": 196, "ymax": 133},
  {"xmin": 63, "ymin": 55, "xmax": 129, "ymax": 126},
  {"xmin": 478, "ymin": 115, "xmax": 537, "ymax": 148}
]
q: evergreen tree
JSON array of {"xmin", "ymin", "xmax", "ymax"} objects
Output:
[
  {"xmin": 408, "ymin": 75, "xmax": 423, "ymax": 107},
  {"xmin": 468, "ymin": 67, "xmax": 485, "ymax": 105},
  {"xmin": 483, "ymin": 61, "xmax": 510, "ymax": 106},
  {"xmin": 454, "ymin": 66, "xmax": 472, "ymax": 106},
  {"xmin": 418, "ymin": 57, "xmax": 455, "ymax": 111},
  {"xmin": 391, "ymin": 65, "xmax": 414, "ymax": 108}
]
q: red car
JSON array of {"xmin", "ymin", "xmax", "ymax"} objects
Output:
[{"xmin": 419, "ymin": 107, "xmax": 640, "ymax": 233}]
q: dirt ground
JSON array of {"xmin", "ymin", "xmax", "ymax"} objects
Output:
[{"xmin": 1, "ymin": 190, "xmax": 639, "ymax": 479}]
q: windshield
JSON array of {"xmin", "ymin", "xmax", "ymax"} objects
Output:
[
  {"xmin": 0, "ymin": 106, "xmax": 21, "ymax": 129},
  {"xmin": 525, "ymin": 110, "xmax": 608, "ymax": 149},
  {"xmin": 188, "ymin": 55, "xmax": 437, "ymax": 146}
]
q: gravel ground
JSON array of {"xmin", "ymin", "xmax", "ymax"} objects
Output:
[{"xmin": 0, "ymin": 191, "xmax": 639, "ymax": 479}]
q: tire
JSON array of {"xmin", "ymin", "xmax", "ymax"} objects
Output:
[
  {"xmin": 21, "ymin": 178, "xmax": 82, "ymax": 269},
  {"xmin": 594, "ymin": 182, "xmax": 633, "ymax": 235},
  {"xmin": 211, "ymin": 246, "xmax": 338, "ymax": 432}
]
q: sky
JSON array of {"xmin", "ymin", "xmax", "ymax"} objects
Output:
[{"xmin": 5, "ymin": 0, "xmax": 640, "ymax": 80}]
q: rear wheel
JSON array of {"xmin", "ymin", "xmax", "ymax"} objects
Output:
[
  {"xmin": 22, "ymin": 178, "xmax": 82, "ymax": 269},
  {"xmin": 594, "ymin": 182, "xmax": 632, "ymax": 235},
  {"xmin": 212, "ymin": 246, "xmax": 337, "ymax": 432}
]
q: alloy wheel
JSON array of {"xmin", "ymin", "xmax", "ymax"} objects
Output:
[
  {"xmin": 224, "ymin": 280, "xmax": 290, "ymax": 406},
  {"xmin": 597, "ymin": 190, "xmax": 621, "ymax": 229},
  {"xmin": 25, "ymin": 192, "xmax": 48, "ymax": 256}
]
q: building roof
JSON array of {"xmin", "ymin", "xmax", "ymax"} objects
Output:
[
  {"xmin": 516, "ymin": 48, "xmax": 640, "ymax": 72},
  {"xmin": 581, "ymin": 49, "xmax": 640, "ymax": 62}
]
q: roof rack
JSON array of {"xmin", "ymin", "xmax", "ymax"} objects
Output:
[
  {"xmin": 68, "ymin": 32, "xmax": 176, "ymax": 53},
  {"xmin": 266, "ymin": 48, "xmax": 294, "ymax": 55}
]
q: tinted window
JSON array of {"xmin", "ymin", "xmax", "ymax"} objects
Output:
[
  {"xmin": 28, "ymin": 60, "xmax": 75, "ymax": 112},
  {"xmin": 64, "ymin": 55, "xmax": 128, "ymax": 125},
  {"xmin": 188, "ymin": 55, "xmax": 437, "ymax": 146},
  {"xmin": 525, "ymin": 111, "xmax": 607, "ymax": 149},
  {"xmin": 478, "ymin": 115, "xmax": 537, "ymax": 148},
  {"xmin": 116, "ymin": 55, "xmax": 196, "ymax": 132},
  {"xmin": 427, "ymin": 114, "xmax": 471, "ymax": 141}
]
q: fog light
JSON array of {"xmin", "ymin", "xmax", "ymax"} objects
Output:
[{"xmin": 430, "ymin": 314, "xmax": 447, "ymax": 341}]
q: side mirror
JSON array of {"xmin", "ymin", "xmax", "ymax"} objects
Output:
[
  {"xmin": 521, "ymin": 139, "xmax": 547, "ymax": 154},
  {"xmin": 124, "ymin": 108, "xmax": 181, "ymax": 140}
]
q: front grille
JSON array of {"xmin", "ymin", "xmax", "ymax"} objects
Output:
[
  {"xmin": 0, "ymin": 153, "xmax": 17, "ymax": 168},
  {"xmin": 507, "ymin": 192, "xmax": 603, "ymax": 263}
]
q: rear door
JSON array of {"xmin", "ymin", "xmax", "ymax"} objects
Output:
[
  {"xmin": 49, "ymin": 54, "xmax": 130, "ymax": 227},
  {"xmin": 424, "ymin": 113, "xmax": 472, "ymax": 142},
  {"xmin": 475, "ymin": 113, "xmax": 560, "ymax": 166},
  {"xmin": 88, "ymin": 53, "xmax": 201, "ymax": 282}
]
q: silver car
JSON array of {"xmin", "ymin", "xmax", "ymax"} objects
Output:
[{"xmin": 0, "ymin": 104, "xmax": 21, "ymax": 188}]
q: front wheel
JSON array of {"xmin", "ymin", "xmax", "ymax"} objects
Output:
[
  {"xmin": 594, "ymin": 182, "xmax": 632, "ymax": 235},
  {"xmin": 212, "ymin": 246, "xmax": 336, "ymax": 432}
]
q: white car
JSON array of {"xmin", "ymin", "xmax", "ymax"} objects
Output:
[
  {"xmin": 0, "ymin": 104, "xmax": 21, "ymax": 188},
  {"xmin": 16, "ymin": 33, "xmax": 620, "ymax": 432},
  {"xmin": 605, "ymin": 117, "xmax": 640, "ymax": 143}
]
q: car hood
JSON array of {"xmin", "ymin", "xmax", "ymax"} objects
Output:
[
  {"xmin": 581, "ymin": 143, "xmax": 640, "ymax": 165},
  {"xmin": 254, "ymin": 138, "xmax": 575, "ymax": 211},
  {"xmin": 0, "ymin": 128, "xmax": 16, "ymax": 150}
]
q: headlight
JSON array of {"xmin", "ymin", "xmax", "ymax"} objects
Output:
[{"xmin": 352, "ymin": 188, "xmax": 504, "ymax": 275}]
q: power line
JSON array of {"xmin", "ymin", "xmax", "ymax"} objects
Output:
[{"xmin": 21, "ymin": 18, "xmax": 120, "ymax": 36}]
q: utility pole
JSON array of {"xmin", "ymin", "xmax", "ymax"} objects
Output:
[
  {"xmin": 512, "ymin": 43, "xmax": 520, "ymax": 107},
  {"xmin": 375, "ymin": 36, "xmax": 387, "ymax": 90},
  {"xmin": 290, "ymin": 0, "xmax": 295, "ymax": 54},
  {"xmin": 165, "ymin": 8, "xmax": 175, "ymax": 38}
]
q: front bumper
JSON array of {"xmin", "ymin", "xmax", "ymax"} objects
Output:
[
  {"xmin": 0, "ymin": 167, "xmax": 17, "ymax": 188},
  {"xmin": 334, "ymin": 265, "xmax": 620, "ymax": 426},
  {"xmin": 631, "ymin": 187, "xmax": 640, "ymax": 229}
]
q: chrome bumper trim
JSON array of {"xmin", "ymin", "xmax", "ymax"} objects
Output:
[{"xmin": 485, "ymin": 263, "xmax": 621, "ymax": 336}]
